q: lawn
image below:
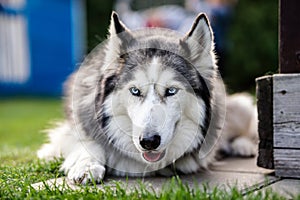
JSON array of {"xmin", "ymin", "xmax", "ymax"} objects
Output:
[
  {"xmin": 0, "ymin": 97, "xmax": 294, "ymax": 199},
  {"xmin": 0, "ymin": 98, "xmax": 63, "ymax": 149}
]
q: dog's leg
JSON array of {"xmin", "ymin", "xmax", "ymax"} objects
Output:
[
  {"xmin": 230, "ymin": 136, "xmax": 257, "ymax": 157},
  {"xmin": 172, "ymin": 151, "xmax": 215, "ymax": 174},
  {"xmin": 61, "ymin": 139, "xmax": 106, "ymax": 184},
  {"xmin": 38, "ymin": 121, "xmax": 106, "ymax": 184}
]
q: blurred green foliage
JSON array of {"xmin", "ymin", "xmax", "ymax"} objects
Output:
[
  {"xmin": 224, "ymin": 0, "xmax": 278, "ymax": 92},
  {"xmin": 86, "ymin": 0, "xmax": 114, "ymax": 52},
  {"xmin": 86, "ymin": 0, "xmax": 278, "ymax": 92}
]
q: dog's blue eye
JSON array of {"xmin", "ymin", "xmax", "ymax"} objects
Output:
[
  {"xmin": 129, "ymin": 87, "xmax": 141, "ymax": 96},
  {"xmin": 165, "ymin": 87, "xmax": 178, "ymax": 97}
]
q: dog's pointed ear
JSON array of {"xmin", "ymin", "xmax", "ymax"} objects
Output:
[
  {"xmin": 181, "ymin": 13, "xmax": 214, "ymax": 53},
  {"xmin": 180, "ymin": 13, "xmax": 216, "ymax": 77},
  {"xmin": 109, "ymin": 11, "xmax": 130, "ymax": 36},
  {"xmin": 104, "ymin": 12, "xmax": 133, "ymax": 69}
]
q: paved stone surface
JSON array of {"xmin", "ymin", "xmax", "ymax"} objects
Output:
[
  {"xmin": 32, "ymin": 157, "xmax": 280, "ymax": 194},
  {"xmin": 32, "ymin": 172, "xmax": 277, "ymax": 193},
  {"xmin": 258, "ymin": 179, "xmax": 300, "ymax": 199},
  {"xmin": 104, "ymin": 171, "xmax": 277, "ymax": 193},
  {"xmin": 211, "ymin": 157, "xmax": 274, "ymax": 174}
]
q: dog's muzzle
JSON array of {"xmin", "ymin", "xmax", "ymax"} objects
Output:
[
  {"xmin": 139, "ymin": 134, "xmax": 165, "ymax": 162},
  {"xmin": 142, "ymin": 150, "xmax": 166, "ymax": 162},
  {"xmin": 140, "ymin": 134, "xmax": 160, "ymax": 150}
]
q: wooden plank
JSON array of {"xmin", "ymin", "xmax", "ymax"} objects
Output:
[
  {"xmin": 273, "ymin": 74, "xmax": 300, "ymax": 178},
  {"xmin": 279, "ymin": 0, "xmax": 300, "ymax": 73},
  {"xmin": 274, "ymin": 149, "xmax": 300, "ymax": 178},
  {"xmin": 273, "ymin": 74, "xmax": 300, "ymax": 148},
  {"xmin": 256, "ymin": 76, "xmax": 274, "ymax": 169},
  {"xmin": 273, "ymin": 131, "xmax": 300, "ymax": 149}
]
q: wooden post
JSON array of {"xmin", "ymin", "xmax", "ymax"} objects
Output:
[
  {"xmin": 256, "ymin": 76, "xmax": 274, "ymax": 169},
  {"xmin": 256, "ymin": 0, "xmax": 300, "ymax": 178},
  {"xmin": 279, "ymin": 0, "xmax": 300, "ymax": 73}
]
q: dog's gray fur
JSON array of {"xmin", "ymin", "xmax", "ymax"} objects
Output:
[{"xmin": 37, "ymin": 12, "xmax": 257, "ymax": 184}]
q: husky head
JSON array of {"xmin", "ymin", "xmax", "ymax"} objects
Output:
[{"xmin": 96, "ymin": 12, "xmax": 218, "ymax": 168}]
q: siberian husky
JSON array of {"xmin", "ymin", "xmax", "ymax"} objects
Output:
[{"xmin": 38, "ymin": 12, "xmax": 257, "ymax": 184}]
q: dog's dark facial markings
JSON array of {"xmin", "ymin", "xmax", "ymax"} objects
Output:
[
  {"xmin": 95, "ymin": 75, "xmax": 117, "ymax": 130},
  {"xmin": 100, "ymin": 111, "xmax": 110, "ymax": 129},
  {"xmin": 103, "ymin": 75, "xmax": 117, "ymax": 99},
  {"xmin": 97, "ymin": 46, "xmax": 212, "ymax": 137},
  {"xmin": 194, "ymin": 71, "xmax": 211, "ymax": 137}
]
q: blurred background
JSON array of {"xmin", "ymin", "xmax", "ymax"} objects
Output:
[
  {"xmin": 0, "ymin": 0, "xmax": 278, "ymax": 96},
  {"xmin": 0, "ymin": 0, "xmax": 278, "ymax": 150}
]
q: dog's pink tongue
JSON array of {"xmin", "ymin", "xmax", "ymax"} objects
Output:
[{"xmin": 143, "ymin": 151, "xmax": 162, "ymax": 162}]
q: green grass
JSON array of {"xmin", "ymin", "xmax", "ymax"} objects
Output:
[
  {"xmin": 0, "ymin": 97, "xmax": 63, "ymax": 150},
  {"xmin": 0, "ymin": 159, "xmax": 289, "ymax": 200},
  {"xmin": 0, "ymin": 97, "xmax": 297, "ymax": 199}
]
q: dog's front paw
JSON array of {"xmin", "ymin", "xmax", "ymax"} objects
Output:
[
  {"xmin": 231, "ymin": 136, "xmax": 257, "ymax": 157},
  {"xmin": 67, "ymin": 162, "xmax": 106, "ymax": 184}
]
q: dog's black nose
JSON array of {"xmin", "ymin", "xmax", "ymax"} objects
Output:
[{"xmin": 140, "ymin": 134, "xmax": 161, "ymax": 150}]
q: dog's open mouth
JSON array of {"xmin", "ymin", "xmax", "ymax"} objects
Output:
[{"xmin": 142, "ymin": 150, "xmax": 166, "ymax": 162}]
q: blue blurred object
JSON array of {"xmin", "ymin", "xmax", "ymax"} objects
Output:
[{"xmin": 0, "ymin": 0, "xmax": 86, "ymax": 96}]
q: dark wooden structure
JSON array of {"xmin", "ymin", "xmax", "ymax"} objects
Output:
[
  {"xmin": 256, "ymin": 76, "xmax": 274, "ymax": 169},
  {"xmin": 279, "ymin": 0, "xmax": 300, "ymax": 73},
  {"xmin": 256, "ymin": 0, "xmax": 300, "ymax": 178}
]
